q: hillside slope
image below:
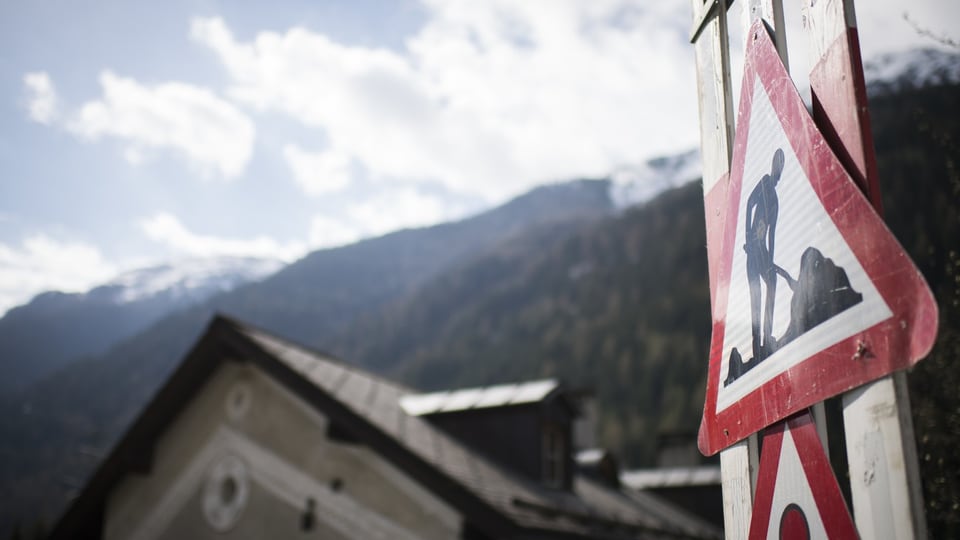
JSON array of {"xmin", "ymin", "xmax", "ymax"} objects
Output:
[
  {"xmin": 360, "ymin": 80, "xmax": 960, "ymax": 535},
  {"xmin": 331, "ymin": 183, "xmax": 711, "ymax": 466},
  {"xmin": 0, "ymin": 179, "xmax": 616, "ymax": 532},
  {"xmin": 0, "ymin": 257, "xmax": 281, "ymax": 393}
]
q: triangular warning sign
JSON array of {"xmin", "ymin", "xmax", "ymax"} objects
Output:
[
  {"xmin": 698, "ymin": 21, "xmax": 938, "ymax": 455},
  {"xmin": 749, "ymin": 412, "xmax": 858, "ymax": 540}
]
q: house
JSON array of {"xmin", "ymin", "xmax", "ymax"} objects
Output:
[
  {"xmin": 50, "ymin": 315, "xmax": 721, "ymax": 539},
  {"xmin": 621, "ymin": 466, "xmax": 723, "ymax": 529},
  {"xmin": 618, "ymin": 432, "xmax": 723, "ymax": 528}
]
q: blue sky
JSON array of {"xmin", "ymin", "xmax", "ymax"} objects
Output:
[{"xmin": 1, "ymin": 0, "xmax": 956, "ymax": 314}]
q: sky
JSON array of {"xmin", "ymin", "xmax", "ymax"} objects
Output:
[{"xmin": 1, "ymin": 0, "xmax": 957, "ymax": 314}]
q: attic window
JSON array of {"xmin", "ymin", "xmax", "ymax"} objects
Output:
[{"xmin": 542, "ymin": 424, "xmax": 565, "ymax": 488}]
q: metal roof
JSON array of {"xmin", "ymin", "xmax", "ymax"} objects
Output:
[
  {"xmin": 620, "ymin": 466, "xmax": 723, "ymax": 490},
  {"xmin": 239, "ymin": 324, "xmax": 718, "ymax": 538},
  {"xmin": 399, "ymin": 379, "xmax": 559, "ymax": 416},
  {"xmin": 576, "ymin": 448, "xmax": 611, "ymax": 466}
]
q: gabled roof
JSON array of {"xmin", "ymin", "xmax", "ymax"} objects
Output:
[{"xmin": 50, "ymin": 315, "xmax": 721, "ymax": 540}]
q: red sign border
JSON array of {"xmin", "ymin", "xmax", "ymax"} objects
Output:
[
  {"xmin": 748, "ymin": 412, "xmax": 858, "ymax": 539},
  {"xmin": 698, "ymin": 21, "xmax": 938, "ymax": 455}
]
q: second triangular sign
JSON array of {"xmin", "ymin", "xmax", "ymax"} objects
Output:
[{"xmin": 749, "ymin": 412, "xmax": 857, "ymax": 539}]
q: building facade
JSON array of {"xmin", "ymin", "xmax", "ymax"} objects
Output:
[{"xmin": 51, "ymin": 316, "xmax": 720, "ymax": 540}]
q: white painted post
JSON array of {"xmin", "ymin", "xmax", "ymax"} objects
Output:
[
  {"xmin": 800, "ymin": 1, "xmax": 927, "ymax": 538},
  {"xmin": 689, "ymin": 0, "xmax": 735, "ymax": 204},
  {"xmin": 719, "ymin": 437, "xmax": 758, "ymax": 538},
  {"xmin": 842, "ymin": 375, "xmax": 925, "ymax": 539},
  {"xmin": 743, "ymin": 0, "xmax": 788, "ymax": 70},
  {"xmin": 689, "ymin": 2, "xmax": 758, "ymax": 538}
]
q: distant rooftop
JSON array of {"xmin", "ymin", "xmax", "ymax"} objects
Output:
[
  {"xmin": 400, "ymin": 379, "xmax": 559, "ymax": 416},
  {"xmin": 620, "ymin": 466, "xmax": 722, "ymax": 490},
  {"xmin": 575, "ymin": 448, "xmax": 610, "ymax": 466}
]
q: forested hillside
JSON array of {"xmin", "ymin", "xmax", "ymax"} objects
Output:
[
  {"xmin": 0, "ymin": 257, "xmax": 280, "ymax": 394},
  {"xmin": 333, "ymin": 80, "xmax": 960, "ymax": 534},
  {"xmin": 333, "ymin": 183, "xmax": 710, "ymax": 466},
  {"xmin": 872, "ymin": 82, "xmax": 960, "ymax": 536}
]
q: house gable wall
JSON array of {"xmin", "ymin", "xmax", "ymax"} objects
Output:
[{"xmin": 104, "ymin": 361, "xmax": 461, "ymax": 540}]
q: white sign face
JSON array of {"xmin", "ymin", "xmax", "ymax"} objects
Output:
[
  {"xmin": 715, "ymin": 78, "xmax": 891, "ymax": 413},
  {"xmin": 762, "ymin": 426, "xmax": 829, "ymax": 539}
]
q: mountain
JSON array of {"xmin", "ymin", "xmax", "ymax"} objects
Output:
[
  {"xmin": 329, "ymin": 182, "xmax": 711, "ymax": 467},
  {"xmin": 864, "ymin": 47, "xmax": 960, "ymax": 96},
  {"xmin": 3, "ymin": 46, "xmax": 960, "ymax": 536},
  {"xmin": 317, "ymin": 77, "xmax": 960, "ymax": 534},
  {"xmin": 0, "ymin": 179, "xmax": 617, "ymax": 532},
  {"xmin": 864, "ymin": 78, "xmax": 960, "ymax": 539},
  {"xmin": 213, "ymin": 179, "xmax": 617, "ymax": 349},
  {"xmin": 608, "ymin": 148, "xmax": 702, "ymax": 209},
  {"xmin": 0, "ymin": 256, "xmax": 281, "ymax": 393},
  {"xmin": 101, "ymin": 256, "xmax": 283, "ymax": 304},
  {"xmin": 326, "ymin": 70, "xmax": 960, "ymax": 466},
  {"xmin": 0, "ymin": 179, "xmax": 615, "ymax": 401}
]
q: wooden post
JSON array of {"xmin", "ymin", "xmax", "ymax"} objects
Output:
[
  {"xmin": 800, "ymin": 1, "xmax": 927, "ymax": 538},
  {"xmin": 742, "ymin": 0, "xmax": 788, "ymax": 70},
  {"xmin": 689, "ymin": 2, "xmax": 758, "ymax": 538}
]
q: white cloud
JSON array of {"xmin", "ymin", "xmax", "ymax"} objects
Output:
[
  {"xmin": 308, "ymin": 187, "xmax": 463, "ymax": 249},
  {"xmin": 23, "ymin": 71, "xmax": 59, "ymax": 124},
  {"xmin": 720, "ymin": 2, "xmax": 960, "ymax": 122},
  {"xmin": 140, "ymin": 212, "xmax": 306, "ymax": 261},
  {"xmin": 0, "ymin": 235, "xmax": 118, "ymax": 315},
  {"xmin": 857, "ymin": 3, "xmax": 960, "ymax": 57},
  {"xmin": 308, "ymin": 215, "xmax": 363, "ymax": 249},
  {"xmin": 344, "ymin": 188, "xmax": 456, "ymax": 236},
  {"xmin": 69, "ymin": 71, "xmax": 255, "ymax": 179},
  {"xmin": 190, "ymin": 4, "xmax": 697, "ymax": 200},
  {"xmin": 284, "ymin": 144, "xmax": 352, "ymax": 195}
]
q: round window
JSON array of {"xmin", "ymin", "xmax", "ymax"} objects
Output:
[{"xmin": 202, "ymin": 454, "xmax": 249, "ymax": 532}]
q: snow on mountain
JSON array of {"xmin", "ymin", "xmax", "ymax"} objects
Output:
[
  {"xmin": 606, "ymin": 47, "xmax": 957, "ymax": 211},
  {"xmin": 608, "ymin": 148, "xmax": 702, "ymax": 209},
  {"xmin": 0, "ymin": 256, "xmax": 284, "ymax": 394},
  {"xmin": 93, "ymin": 256, "xmax": 283, "ymax": 304},
  {"xmin": 864, "ymin": 47, "xmax": 960, "ymax": 96}
]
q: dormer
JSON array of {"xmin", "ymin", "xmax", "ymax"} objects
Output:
[{"xmin": 400, "ymin": 379, "xmax": 577, "ymax": 489}]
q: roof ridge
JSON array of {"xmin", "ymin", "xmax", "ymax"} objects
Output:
[{"xmin": 215, "ymin": 313, "xmax": 419, "ymax": 394}]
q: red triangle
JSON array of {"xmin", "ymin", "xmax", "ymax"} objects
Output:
[
  {"xmin": 749, "ymin": 412, "xmax": 858, "ymax": 539},
  {"xmin": 698, "ymin": 21, "xmax": 937, "ymax": 455}
]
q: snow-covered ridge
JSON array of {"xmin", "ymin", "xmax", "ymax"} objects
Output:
[
  {"xmin": 95, "ymin": 256, "xmax": 283, "ymax": 304},
  {"xmin": 864, "ymin": 47, "xmax": 960, "ymax": 96},
  {"xmin": 609, "ymin": 148, "xmax": 702, "ymax": 209}
]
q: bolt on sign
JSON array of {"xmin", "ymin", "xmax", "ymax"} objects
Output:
[{"xmin": 697, "ymin": 21, "xmax": 938, "ymax": 456}]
